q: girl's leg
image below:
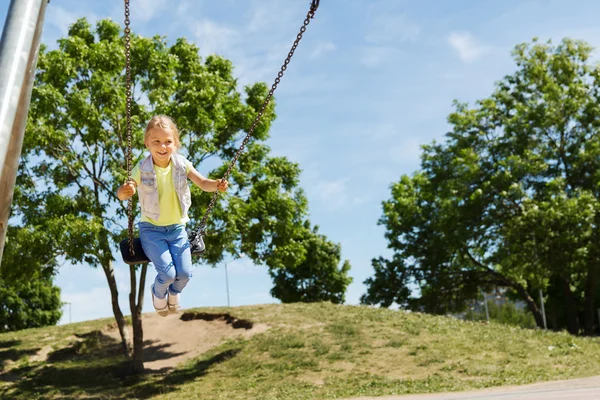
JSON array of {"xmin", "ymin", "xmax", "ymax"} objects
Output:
[
  {"xmin": 139, "ymin": 223, "xmax": 177, "ymax": 299},
  {"xmin": 166, "ymin": 224, "xmax": 193, "ymax": 296}
]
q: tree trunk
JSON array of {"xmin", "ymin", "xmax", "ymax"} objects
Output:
[
  {"xmin": 584, "ymin": 262, "xmax": 598, "ymax": 335},
  {"xmin": 464, "ymin": 249, "xmax": 546, "ymax": 328},
  {"xmin": 102, "ymin": 260, "xmax": 131, "ymax": 357},
  {"xmin": 129, "ymin": 263, "xmax": 148, "ymax": 374},
  {"xmin": 510, "ymin": 283, "xmax": 545, "ymax": 329},
  {"xmin": 488, "ymin": 275, "xmax": 545, "ymax": 328},
  {"xmin": 562, "ymin": 277, "xmax": 580, "ymax": 335}
]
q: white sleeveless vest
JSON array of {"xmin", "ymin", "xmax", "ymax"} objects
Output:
[{"xmin": 138, "ymin": 154, "xmax": 191, "ymax": 221}]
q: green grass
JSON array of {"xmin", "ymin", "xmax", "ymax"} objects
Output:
[{"xmin": 2, "ymin": 302, "xmax": 600, "ymax": 399}]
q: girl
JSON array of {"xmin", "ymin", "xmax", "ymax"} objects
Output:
[{"xmin": 117, "ymin": 115, "xmax": 228, "ymax": 316}]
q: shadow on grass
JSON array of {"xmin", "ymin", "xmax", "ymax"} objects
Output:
[
  {"xmin": 0, "ymin": 340, "xmax": 21, "ymax": 349},
  {"xmin": 47, "ymin": 331, "xmax": 122, "ymax": 362},
  {"xmin": 128, "ymin": 348, "xmax": 241, "ymax": 399},
  {"xmin": 143, "ymin": 339, "xmax": 187, "ymax": 365},
  {"xmin": 1, "ymin": 328, "xmax": 233, "ymax": 400},
  {"xmin": 0, "ymin": 339, "xmax": 37, "ymax": 383},
  {"xmin": 1, "ymin": 330, "xmax": 131, "ymax": 399},
  {"xmin": 2, "ymin": 312, "xmax": 253, "ymax": 399},
  {"xmin": 1, "ymin": 347, "xmax": 242, "ymax": 400},
  {"xmin": 0, "ymin": 348, "xmax": 40, "ymax": 368},
  {"xmin": 3, "ymin": 357, "xmax": 132, "ymax": 398},
  {"xmin": 0, "ymin": 341, "xmax": 40, "ymax": 373}
]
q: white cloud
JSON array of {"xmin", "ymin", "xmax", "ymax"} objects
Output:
[
  {"xmin": 361, "ymin": 46, "xmax": 398, "ymax": 68},
  {"xmin": 45, "ymin": 6, "xmax": 85, "ymax": 36},
  {"xmin": 247, "ymin": 0, "xmax": 304, "ymax": 34},
  {"xmin": 191, "ymin": 19, "xmax": 239, "ymax": 57},
  {"xmin": 313, "ymin": 178, "xmax": 365, "ymax": 210},
  {"xmin": 247, "ymin": 2, "xmax": 272, "ymax": 33},
  {"xmin": 365, "ymin": 14, "xmax": 420, "ymax": 45},
  {"xmin": 175, "ymin": 0, "xmax": 196, "ymax": 17},
  {"xmin": 131, "ymin": 0, "xmax": 169, "ymax": 23},
  {"xmin": 187, "ymin": 16, "xmax": 288, "ymax": 85},
  {"xmin": 311, "ymin": 42, "xmax": 336, "ymax": 58},
  {"xmin": 448, "ymin": 31, "xmax": 491, "ymax": 63},
  {"xmin": 171, "ymin": 1, "xmax": 314, "ymax": 87}
]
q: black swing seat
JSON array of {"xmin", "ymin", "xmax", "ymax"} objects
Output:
[{"xmin": 119, "ymin": 233, "xmax": 205, "ymax": 265}]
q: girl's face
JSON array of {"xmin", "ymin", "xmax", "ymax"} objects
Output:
[{"xmin": 145, "ymin": 127, "xmax": 177, "ymax": 167}]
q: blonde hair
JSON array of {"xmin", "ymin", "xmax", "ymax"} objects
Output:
[{"xmin": 144, "ymin": 115, "xmax": 182, "ymax": 149}]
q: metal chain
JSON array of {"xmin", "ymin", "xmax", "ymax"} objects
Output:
[
  {"xmin": 124, "ymin": 0, "xmax": 135, "ymax": 256},
  {"xmin": 194, "ymin": 0, "xmax": 320, "ymax": 237}
]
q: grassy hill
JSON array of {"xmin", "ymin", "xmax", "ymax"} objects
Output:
[{"xmin": 1, "ymin": 302, "xmax": 600, "ymax": 399}]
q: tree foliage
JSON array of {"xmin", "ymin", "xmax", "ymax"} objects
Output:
[
  {"xmin": 363, "ymin": 38, "xmax": 600, "ymax": 335},
  {"xmin": 0, "ymin": 274, "xmax": 62, "ymax": 333},
  {"xmin": 0, "ymin": 178, "xmax": 68, "ymax": 332},
  {"xmin": 270, "ymin": 221, "xmax": 352, "ymax": 304},
  {"xmin": 0, "ymin": 225, "xmax": 62, "ymax": 332}
]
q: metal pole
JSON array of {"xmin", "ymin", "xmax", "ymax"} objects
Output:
[
  {"xmin": 0, "ymin": 0, "xmax": 49, "ymax": 266},
  {"xmin": 483, "ymin": 292, "xmax": 490, "ymax": 322},
  {"xmin": 224, "ymin": 262, "xmax": 230, "ymax": 307},
  {"xmin": 539, "ymin": 288, "xmax": 547, "ymax": 330}
]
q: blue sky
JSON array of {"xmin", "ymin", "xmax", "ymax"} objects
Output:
[{"xmin": 3, "ymin": 0, "xmax": 600, "ymax": 324}]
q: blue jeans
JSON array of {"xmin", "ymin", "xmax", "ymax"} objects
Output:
[{"xmin": 139, "ymin": 222, "xmax": 193, "ymax": 299}]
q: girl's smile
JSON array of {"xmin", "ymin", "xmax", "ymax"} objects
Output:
[{"xmin": 145, "ymin": 127, "xmax": 178, "ymax": 167}]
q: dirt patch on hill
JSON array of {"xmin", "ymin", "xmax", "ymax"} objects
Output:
[
  {"xmin": 24, "ymin": 310, "xmax": 268, "ymax": 374},
  {"xmin": 102, "ymin": 310, "xmax": 269, "ymax": 372}
]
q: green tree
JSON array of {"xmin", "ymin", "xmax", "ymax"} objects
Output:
[
  {"xmin": 363, "ymin": 38, "xmax": 600, "ymax": 335},
  {"xmin": 19, "ymin": 17, "xmax": 323, "ymax": 371},
  {"xmin": 360, "ymin": 255, "xmax": 411, "ymax": 308},
  {"xmin": 0, "ymin": 169, "xmax": 70, "ymax": 332},
  {"xmin": 0, "ymin": 274, "xmax": 62, "ymax": 333},
  {"xmin": 0, "ymin": 227, "xmax": 63, "ymax": 332},
  {"xmin": 269, "ymin": 221, "xmax": 352, "ymax": 304}
]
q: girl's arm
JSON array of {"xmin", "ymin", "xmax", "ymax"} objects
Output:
[{"xmin": 188, "ymin": 166, "xmax": 228, "ymax": 192}]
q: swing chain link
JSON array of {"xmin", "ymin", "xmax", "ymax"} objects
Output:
[
  {"xmin": 195, "ymin": 0, "xmax": 319, "ymax": 237},
  {"xmin": 124, "ymin": 0, "xmax": 135, "ymax": 256}
]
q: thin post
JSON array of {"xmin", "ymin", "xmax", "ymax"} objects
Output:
[
  {"xmin": 539, "ymin": 288, "xmax": 547, "ymax": 330},
  {"xmin": 483, "ymin": 292, "xmax": 490, "ymax": 322},
  {"xmin": 0, "ymin": 0, "xmax": 50, "ymax": 266}
]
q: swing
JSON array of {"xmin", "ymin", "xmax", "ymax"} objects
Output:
[{"xmin": 119, "ymin": 0, "xmax": 320, "ymax": 265}]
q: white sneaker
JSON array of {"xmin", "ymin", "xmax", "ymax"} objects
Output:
[
  {"xmin": 152, "ymin": 285, "xmax": 168, "ymax": 317},
  {"xmin": 168, "ymin": 291, "xmax": 180, "ymax": 313}
]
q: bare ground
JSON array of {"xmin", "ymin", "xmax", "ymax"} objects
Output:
[
  {"xmin": 27, "ymin": 309, "xmax": 269, "ymax": 373},
  {"xmin": 104, "ymin": 309, "xmax": 269, "ymax": 372}
]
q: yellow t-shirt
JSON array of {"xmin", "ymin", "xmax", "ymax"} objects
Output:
[{"xmin": 132, "ymin": 158, "xmax": 193, "ymax": 226}]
